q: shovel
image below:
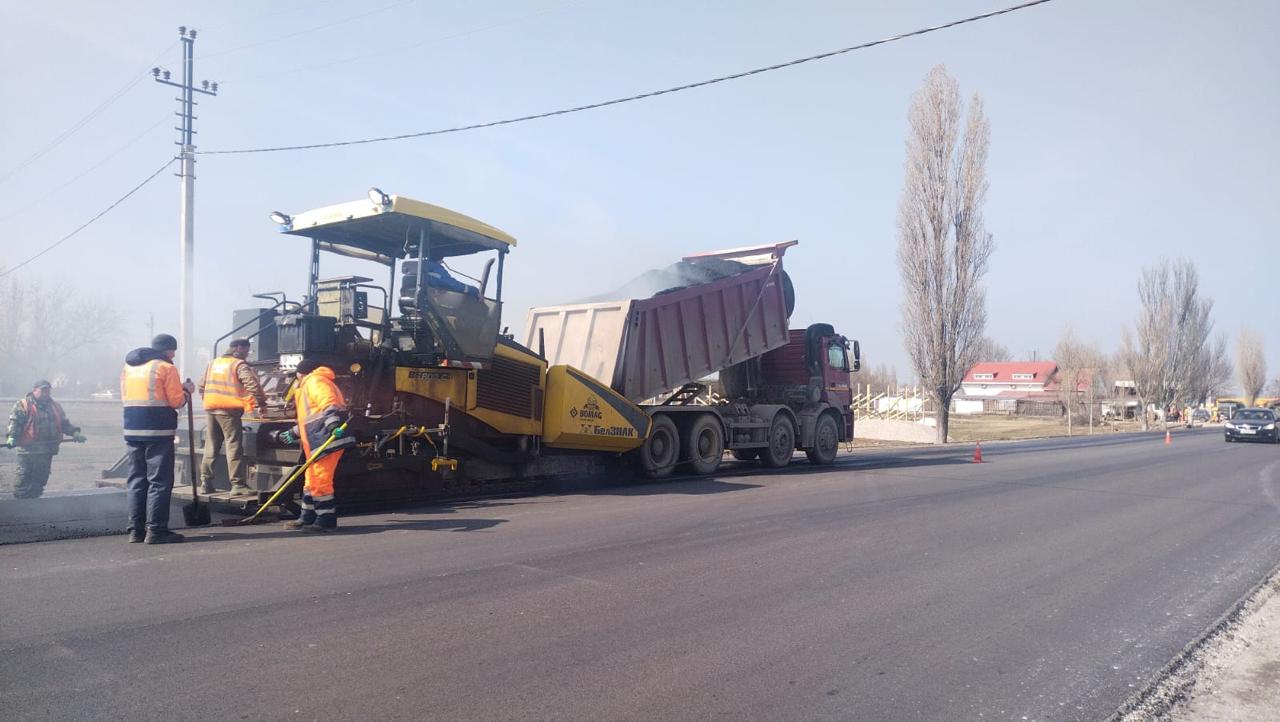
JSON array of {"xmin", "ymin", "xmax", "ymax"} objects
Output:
[
  {"xmin": 181, "ymin": 388, "xmax": 212, "ymax": 527},
  {"xmin": 222, "ymin": 422, "xmax": 347, "ymax": 526}
]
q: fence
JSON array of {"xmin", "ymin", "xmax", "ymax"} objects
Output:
[{"xmin": 852, "ymin": 387, "xmax": 934, "ymax": 421}]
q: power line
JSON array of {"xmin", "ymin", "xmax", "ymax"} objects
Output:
[
  {"xmin": 0, "ymin": 42, "xmax": 178, "ymax": 186},
  {"xmin": 0, "ymin": 116, "xmax": 170, "ymax": 223},
  {"xmin": 200, "ymin": 0, "xmax": 1055, "ymax": 156},
  {"xmin": 0, "ymin": 158, "xmax": 175, "ymax": 280}
]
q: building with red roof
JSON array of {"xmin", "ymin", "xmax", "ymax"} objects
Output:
[{"xmin": 960, "ymin": 361, "xmax": 1059, "ymax": 397}]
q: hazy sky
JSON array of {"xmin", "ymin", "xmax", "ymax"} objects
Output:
[{"xmin": 2, "ymin": 0, "xmax": 1277, "ymax": 385}]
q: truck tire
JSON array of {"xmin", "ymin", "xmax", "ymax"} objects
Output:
[
  {"xmin": 640, "ymin": 415, "xmax": 680, "ymax": 479},
  {"xmin": 681, "ymin": 415, "xmax": 724, "ymax": 475},
  {"xmin": 761, "ymin": 414, "xmax": 795, "ymax": 468},
  {"xmin": 805, "ymin": 414, "xmax": 839, "ymax": 465},
  {"xmin": 732, "ymin": 449, "xmax": 759, "ymax": 461}
]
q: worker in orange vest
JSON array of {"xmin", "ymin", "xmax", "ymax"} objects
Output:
[
  {"xmin": 274, "ymin": 359, "xmax": 353, "ymax": 532},
  {"xmin": 198, "ymin": 338, "xmax": 267, "ymax": 496},
  {"xmin": 5, "ymin": 380, "xmax": 85, "ymax": 498},
  {"xmin": 121, "ymin": 334, "xmax": 194, "ymax": 544}
]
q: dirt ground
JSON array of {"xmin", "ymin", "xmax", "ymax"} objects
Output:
[
  {"xmin": 0, "ymin": 400, "xmax": 125, "ymax": 495},
  {"xmin": 948, "ymin": 414, "xmax": 1148, "ymax": 442},
  {"xmin": 849, "ymin": 436, "xmax": 921, "ymax": 449}
]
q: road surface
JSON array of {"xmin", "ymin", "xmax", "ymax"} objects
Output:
[{"xmin": 3, "ymin": 429, "xmax": 1279, "ymax": 720}]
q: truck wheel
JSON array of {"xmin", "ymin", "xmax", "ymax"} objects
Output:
[
  {"xmin": 761, "ymin": 414, "xmax": 795, "ymax": 468},
  {"xmin": 640, "ymin": 415, "xmax": 679, "ymax": 479},
  {"xmin": 682, "ymin": 415, "xmax": 724, "ymax": 475},
  {"xmin": 805, "ymin": 414, "xmax": 839, "ymax": 465},
  {"xmin": 732, "ymin": 449, "xmax": 759, "ymax": 461}
]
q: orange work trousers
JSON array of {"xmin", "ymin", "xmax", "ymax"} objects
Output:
[{"xmin": 304, "ymin": 450, "xmax": 343, "ymax": 498}]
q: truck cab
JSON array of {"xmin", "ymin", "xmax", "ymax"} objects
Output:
[{"xmin": 725, "ymin": 322, "xmax": 859, "ymax": 458}]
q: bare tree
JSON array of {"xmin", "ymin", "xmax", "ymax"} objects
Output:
[
  {"xmin": 897, "ymin": 65, "xmax": 994, "ymax": 444},
  {"xmin": 1118, "ymin": 260, "xmax": 1219, "ymax": 430},
  {"xmin": 1097, "ymin": 351, "xmax": 1125, "ymax": 422},
  {"xmin": 1083, "ymin": 351, "xmax": 1110, "ymax": 431},
  {"xmin": 1053, "ymin": 328, "xmax": 1103, "ymax": 436},
  {"xmin": 0, "ymin": 274, "xmax": 123, "ymax": 395},
  {"xmin": 976, "ymin": 337, "xmax": 1012, "ymax": 362},
  {"xmin": 1185, "ymin": 332, "xmax": 1232, "ymax": 407},
  {"xmin": 0, "ymin": 272, "xmax": 21, "ymax": 386},
  {"xmin": 1054, "ymin": 332, "xmax": 1081, "ymax": 436},
  {"xmin": 1236, "ymin": 328, "xmax": 1266, "ymax": 406},
  {"xmin": 857, "ymin": 363, "xmax": 899, "ymax": 395}
]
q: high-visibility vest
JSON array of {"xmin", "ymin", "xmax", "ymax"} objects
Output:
[
  {"xmin": 17, "ymin": 398, "xmax": 65, "ymax": 446},
  {"xmin": 121, "ymin": 359, "xmax": 180, "ymax": 438},
  {"xmin": 203, "ymin": 356, "xmax": 251, "ymax": 411},
  {"xmin": 294, "ymin": 367, "xmax": 354, "ymax": 456}
]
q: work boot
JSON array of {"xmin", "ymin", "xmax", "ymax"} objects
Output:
[
  {"xmin": 199, "ymin": 481, "xmax": 216, "ymax": 495},
  {"xmin": 127, "ymin": 528, "xmax": 145, "ymax": 543},
  {"xmin": 301, "ymin": 523, "xmax": 336, "ymax": 534},
  {"xmin": 144, "ymin": 529, "xmax": 185, "ymax": 544},
  {"xmin": 228, "ymin": 484, "xmax": 254, "ymax": 496},
  {"xmin": 282, "ymin": 519, "xmax": 310, "ymax": 530}
]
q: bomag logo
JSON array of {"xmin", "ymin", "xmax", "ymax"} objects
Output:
[
  {"xmin": 570, "ymin": 396, "xmax": 604, "ymax": 421},
  {"xmin": 406, "ymin": 370, "xmax": 452, "ymax": 381}
]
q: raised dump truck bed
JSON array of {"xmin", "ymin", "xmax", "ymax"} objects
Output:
[
  {"xmin": 524, "ymin": 242, "xmax": 796, "ymax": 402},
  {"xmin": 525, "ymin": 241, "xmax": 857, "ymax": 480}
]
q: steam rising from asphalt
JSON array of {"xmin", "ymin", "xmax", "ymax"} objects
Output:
[{"xmin": 574, "ymin": 259, "xmax": 750, "ymax": 304}]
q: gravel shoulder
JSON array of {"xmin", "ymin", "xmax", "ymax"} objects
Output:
[
  {"xmin": 1116, "ymin": 562, "xmax": 1280, "ymax": 721},
  {"xmin": 1171, "ymin": 572, "xmax": 1280, "ymax": 721}
]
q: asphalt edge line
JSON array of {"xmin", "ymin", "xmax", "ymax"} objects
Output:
[{"xmin": 1105, "ymin": 555, "xmax": 1280, "ymax": 721}]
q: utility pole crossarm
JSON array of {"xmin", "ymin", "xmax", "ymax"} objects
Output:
[{"xmin": 153, "ymin": 78, "xmax": 218, "ymax": 96}]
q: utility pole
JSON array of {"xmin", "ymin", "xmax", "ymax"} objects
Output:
[{"xmin": 153, "ymin": 26, "xmax": 217, "ymax": 377}]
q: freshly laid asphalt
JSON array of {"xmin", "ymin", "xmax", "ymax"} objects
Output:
[{"xmin": 3, "ymin": 429, "xmax": 1279, "ymax": 721}]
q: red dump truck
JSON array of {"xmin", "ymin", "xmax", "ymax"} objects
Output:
[{"xmin": 526, "ymin": 241, "xmax": 860, "ymax": 478}]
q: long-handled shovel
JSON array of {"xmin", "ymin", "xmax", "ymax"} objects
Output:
[
  {"xmin": 181, "ymin": 388, "xmax": 212, "ymax": 527},
  {"xmin": 221, "ymin": 423, "xmax": 347, "ymax": 526}
]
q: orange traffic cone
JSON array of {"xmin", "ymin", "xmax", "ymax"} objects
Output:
[
  {"xmin": 973, "ymin": 442, "xmax": 983, "ymax": 463},
  {"xmin": 1164, "ymin": 430, "xmax": 1172, "ymax": 445}
]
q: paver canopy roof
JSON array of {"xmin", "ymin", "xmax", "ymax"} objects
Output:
[{"xmin": 282, "ymin": 194, "xmax": 516, "ymax": 265}]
